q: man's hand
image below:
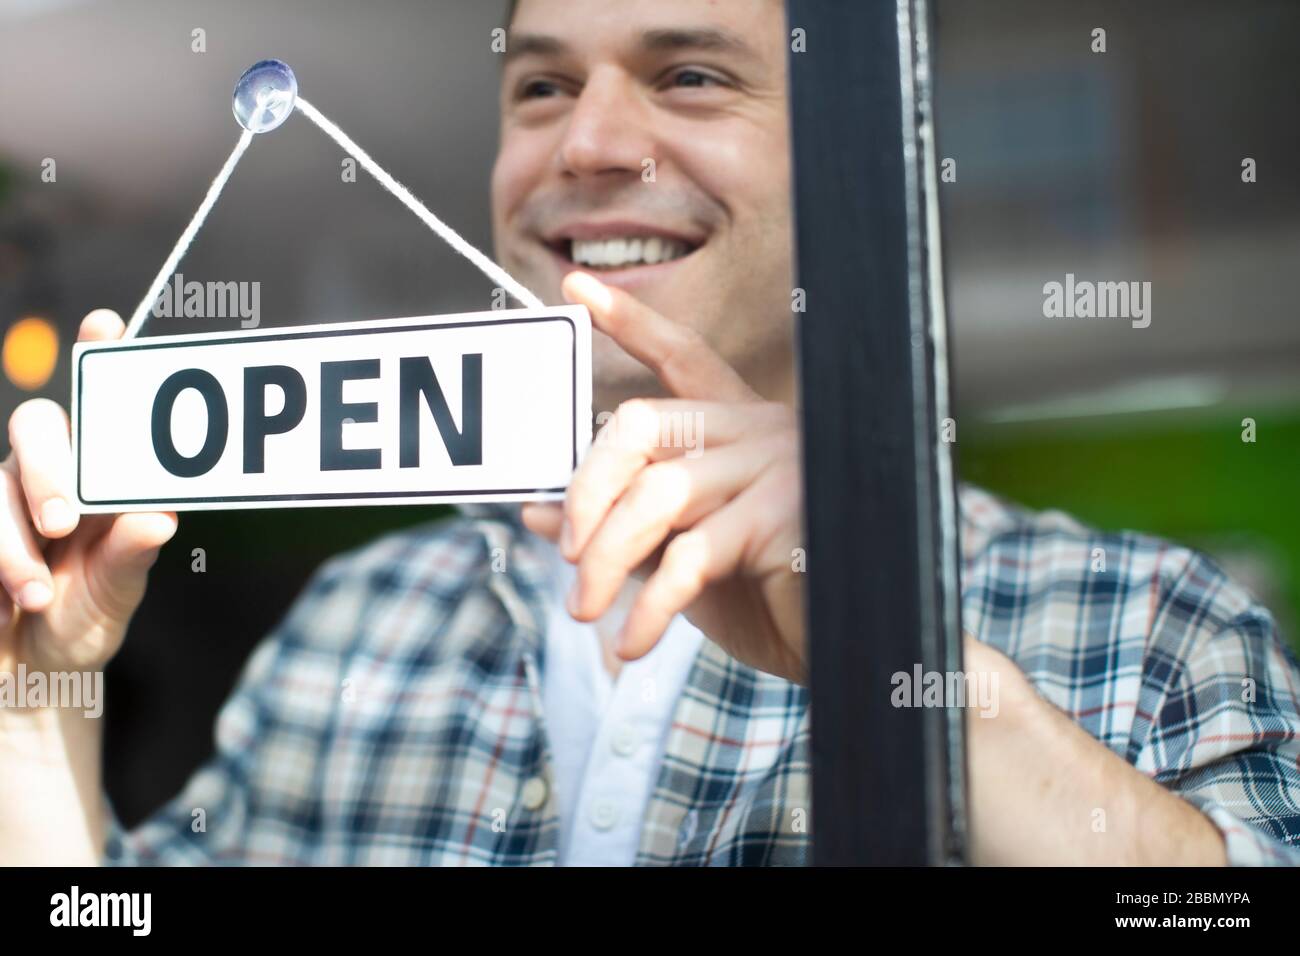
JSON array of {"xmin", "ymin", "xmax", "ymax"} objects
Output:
[
  {"xmin": 521, "ymin": 271, "xmax": 806, "ymax": 684},
  {"xmin": 964, "ymin": 636, "xmax": 1227, "ymax": 865},
  {"xmin": 0, "ymin": 308, "xmax": 177, "ymax": 681},
  {"xmin": 0, "ymin": 308, "xmax": 177, "ymax": 865}
]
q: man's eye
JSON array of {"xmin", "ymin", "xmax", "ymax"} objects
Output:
[
  {"xmin": 518, "ymin": 78, "xmax": 562, "ymax": 100},
  {"xmin": 669, "ymin": 69, "xmax": 723, "ymax": 89}
]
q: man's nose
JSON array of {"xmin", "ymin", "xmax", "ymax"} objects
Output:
[{"xmin": 557, "ymin": 67, "xmax": 655, "ymax": 179}]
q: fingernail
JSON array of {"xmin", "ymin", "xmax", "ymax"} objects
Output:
[
  {"xmin": 566, "ymin": 585, "xmax": 581, "ymax": 617},
  {"xmin": 565, "ymin": 272, "xmax": 612, "ymax": 310},
  {"xmin": 560, "ymin": 270, "xmax": 584, "ymax": 303},
  {"xmin": 560, "ymin": 520, "xmax": 573, "ymax": 556},
  {"xmin": 17, "ymin": 580, "xmax": 52, "ymax": 611},
  {"xmin": 39, "ymin": 497, "xmax": 75, "ymax": 536}
]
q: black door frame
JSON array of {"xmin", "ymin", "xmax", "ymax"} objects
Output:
[{"xmin": 787, "ymin": 0, "xmax": 968, "ymax": 865}]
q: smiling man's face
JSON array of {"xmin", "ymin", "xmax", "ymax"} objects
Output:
[{"xmin": 492, "ymin": 0, "xmax": 794, "ymax": 410}]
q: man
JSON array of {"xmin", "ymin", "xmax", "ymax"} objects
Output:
[{"xmin": 1, "ymin": 0, "xmax": 1298, "ymax": 866}]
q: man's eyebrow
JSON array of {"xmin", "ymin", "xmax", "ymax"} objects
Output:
[
  {"xmin": 501, "ymin": 32, "xmax": 569, "ymax": 66},
  {"xmin": 639, "ymin": 27, "xmax": 759, "ymax": 59},
  {"xmin": 501, "ymin": 26, "xmax": 760, "ymax": 67}
]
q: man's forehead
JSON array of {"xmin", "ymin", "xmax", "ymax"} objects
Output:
[{"xmin": 505, "ymin": 0, "xmax": 780, "ymax": 65}]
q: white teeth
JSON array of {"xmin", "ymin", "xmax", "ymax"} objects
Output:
[{"xmin": 570, "ymin": 236, "xmax": 690, "ymax": 268}]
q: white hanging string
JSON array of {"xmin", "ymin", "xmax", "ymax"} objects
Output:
[
  {"xmin": 123, "ymin": 95, "xmax": 543, "ymax": 340},
  {"xmin": 294, "ymin": 96, "xmax": 543, "ymax": 311},
  {"xmin": 123, "ymin": 129, "xmax": 255, "ymax": 338}
]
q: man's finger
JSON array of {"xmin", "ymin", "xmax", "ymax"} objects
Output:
[
  {"xmin": 0, "ymin": 464, "xmax": 54, "ymax": 612},
  {"xmin": 564, "ymin": 398, "xmax": 778, "ymax": 560},
  {"xmin": 94, "ymin": 511, "xmax": 178, "ymax": 571},
  {"xmin": 521, "ymin": 502, "xmax": 662, "ymax": 586},
  {"xmin": 9, "ymin": 398, "xmax": 77, "ymax": 538},
  {"xmin": 78, "ymin": 308, "xmax": 126, "ymax": 343},
  {"xmin": 520, "ymin": 501, "xmax": 563, "ymax": 541},
  {"xmin": 563, "ymin": 399, "xmax": 663, "ymax": 561},
  {"xmin": 569, "ymin": 442, "xmax": 775, "ymax": 622},
  {"xmin": 616, "ymin": 500, "xmax": 750, "ymax": 661},
  {"xmin": 83, "ymin": 512, "xmax": 178, "ymax": 622},
  {"xmin": 562, "ymin": 271, "xmax": 760, "ymax": 402}
]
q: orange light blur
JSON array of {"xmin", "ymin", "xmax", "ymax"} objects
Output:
[{"xmin": 3, "ymin": 317, "xmax": 60, "ymax": 391}]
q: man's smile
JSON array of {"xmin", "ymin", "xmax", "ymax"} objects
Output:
[{"xmin": 538, "ymin": 218, "xmax": 707, "ymax": 289}]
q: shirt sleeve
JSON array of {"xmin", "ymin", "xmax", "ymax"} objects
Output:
[
  {"xmin": 101, "ymin": 632, "xmax": 289, "ymax": 865},
  {"xmin": 101, "ymin": 553, "xmax": 356, "ymax": 867},
  {"xmin": 1138, "ymin": 569, "xmax": 1300, "ymax": 866}
]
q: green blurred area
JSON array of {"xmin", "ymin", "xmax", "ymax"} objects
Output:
[{"xmin": 959, "ymin": 407, "xmax": 1300, "ymax": 655}]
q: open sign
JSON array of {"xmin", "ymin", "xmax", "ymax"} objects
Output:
[{"xmin": 71, "ymin": 307, "xmax": 592, "ymax": 512}]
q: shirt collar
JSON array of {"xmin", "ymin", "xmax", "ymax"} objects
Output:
[{"xmin": 459, "ymin": 501, "xmax": 553, "ymax": 656}]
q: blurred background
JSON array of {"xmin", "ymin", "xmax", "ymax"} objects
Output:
[{"xmin": 0, "ymin": 0, "xmax": 1297, "ymax": 825}]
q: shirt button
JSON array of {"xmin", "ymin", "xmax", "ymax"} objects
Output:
[
  {"xmin": 677, "ymin": 809, "xmax": 699, "ymax": 848},
  {"xmin": 589, "ymin": 798, "xmax": 619, "ymax": 831},
  {"xmin": 520, "ymin": 776, "xmax": 549, "ymax": 811},
  {"xmin": 611, "ymin": 723, "xmax": 639, "ymax": 757}
]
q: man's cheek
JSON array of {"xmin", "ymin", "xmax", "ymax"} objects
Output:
[{"xmin": 591, "ymin": 335, "xmax": 660, "ymax": 393}]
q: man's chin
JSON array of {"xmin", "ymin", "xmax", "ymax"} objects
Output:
[{"xmin": 592, "ymin": 371, "xmax": 666, "ymax": 416}]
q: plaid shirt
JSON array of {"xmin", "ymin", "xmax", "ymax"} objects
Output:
[{"xmin": 104, "ymin": 485, "xmax": 1300, "ymax": 865}]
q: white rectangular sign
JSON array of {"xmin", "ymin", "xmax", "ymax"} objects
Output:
[{"xmin": 71, "ymin": 306, "xmax": 592, "ymax": 512}]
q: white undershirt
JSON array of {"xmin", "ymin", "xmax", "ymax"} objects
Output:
[{"xmin": 535, "ymin": 533, "xmax": 705, "ymax": 867}]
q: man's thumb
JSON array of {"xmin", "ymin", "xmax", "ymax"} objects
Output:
[{"xmin": 90, "ymin": 512, "xmax": 178, "ymax": 616}]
